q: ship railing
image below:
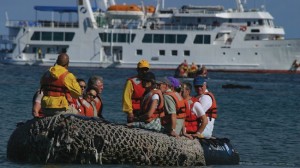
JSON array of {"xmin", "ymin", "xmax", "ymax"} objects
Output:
[
  {"xmin": 0, "ymin": 35, "xmax": 15, "ymax": 42},
  {"xmin": 6, "ymin": 20, "xmax": 79, "ymax": 28},
  {"xmin": 110, "ymin": 23, "xmax": 213, "ymax": 31}
]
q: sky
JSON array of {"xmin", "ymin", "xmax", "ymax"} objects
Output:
[{"xmin": 1, "ymin": 0, "xmax": 300, "ymax": 39}]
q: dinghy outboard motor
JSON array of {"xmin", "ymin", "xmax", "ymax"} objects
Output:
[{"xmin": 199, "ymin": 138, "xmax": 240, "ymax": 165}]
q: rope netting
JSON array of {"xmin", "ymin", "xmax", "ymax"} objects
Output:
[{"xmin": 7, "ymin": 114, "xmax": 205, "ymax": 166}]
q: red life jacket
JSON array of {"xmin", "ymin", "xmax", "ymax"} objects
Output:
[
  {"xmin": 129, "ymin": 76, "xmax": 145, "ymax": 113},
  {"xmin": 93, "ymin": 95, "xmax": 103, "ymax": 117},
  {"xmin": 140, "ymin": 89, "xmax": 164, "ymax": 123},
  {"xmin": 41, "ymin": 71, "xmax": 69, "ymax": 97},
  {"xmin": 184, "ymin": 99, "xmax": 199, "ymax": 134},
  {"xmin": 77, "ymin": 98, "xmax": 96, "ymax": 117}
]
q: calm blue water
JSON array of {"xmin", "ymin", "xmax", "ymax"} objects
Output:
[{"xmin": 0, "ymin": 64, "xmax": 299, "ymax": 168}]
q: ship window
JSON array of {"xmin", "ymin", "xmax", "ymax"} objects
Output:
[
  {"xmin": 177, "ymin": 35, "xmax": 187, "ymax": 44},
  {"xmin": 99, "ymin": 33, "xmax": 107, "ymax": 42},
  {"xmin": 142, "ymin": 34, "xmax": 152, "ymax": 43},
  {"xmin": 42, "ymin": 32, "xmax": 52, "ymax": 41},
  {"xmin": 130, "ymin": 34, "xmax": 136, "ymax": 43},
  {"xmin": 118, "ymin": 34, "xmax": 127, "ymax": 43},
  {"xmin": 184, "ymin": 50, "xmax": 190, "ymax": 56},
  {"xmin": 65, "ymin": 32, "xmax": 75, "ymax": 41},
  {"xmin": 113, "ymin": 34, "xmax": 117, "ymax": 42},
  {"xmin": 53, "ymin": 32, "xmax": 64, "ymax": 41},
  {"xmin": 251, "ymin": 29, "xmax": 260, "ymax": 33},
  {"xmin": 137, "ymin": 49, "xmax": 142, "ymax": 55},
  {"xmin": 194, "ymin": 35, "xmax": 203, "ymax": 44},
  {"xmin": 204, "ymin": 35, "xmax": 211, "ymax": 44},
  {"xmin": 165, "ymin": 35, "xmax": 176, "ymax": 43},
  {"xmin": 31, "ymin": 32, "xmax": 41, "ymax": 41},
  {"xmin": 159, "ymin": 50, "xmax": 165, "ymax": 56},
  {"xmin": 172, "ymin": 50, "xmax": 177, "ymax": 56},
  {"xmin": 154, "ymin": 34, "xmax": 164, "ymax": 43}
]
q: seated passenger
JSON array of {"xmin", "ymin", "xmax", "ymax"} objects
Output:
[
  {"xmin": 87, "ymin": 76, "xmax": 104, "ymax": 118},
  {"xmin": 128, "ymin": 72, "xmax": 164, "ymax": 132},
  {"xmin": 181, "ymin": 82, "xmax": 208, "ymax": 138},
  {"xmin": 77, "ymin": 87, "xmax": 98, "ymax": 117},
  {"xmin": 40, "ymin": 53, "xmax": 82, "ymax": 116},
  {"xmin": 158, "ymin": 77, "xmax": 186, "ymax": 138},
  {"xmin": 192, "ymin": 76, "xmax": 217, "ymax": 138}
]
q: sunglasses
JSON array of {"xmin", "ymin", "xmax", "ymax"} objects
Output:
[
  {"xmin": 194, "ymin": 85, "xmax": 203, "ymax": 88},
  {"xmin": 88, "ymin": 93, "xmax": 96, "ymax": 99},
  {"xmin": 80, "ymin": 85, "xmax": 86, "ymax": 89},
  {"xmin": 138, "ymin": 68, "xmax": 149, "ymax": 72}
]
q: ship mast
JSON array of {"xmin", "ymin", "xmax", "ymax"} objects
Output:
[{"xmin": 235, "ymin": 0, "xmax": 244, "ymax": 12}]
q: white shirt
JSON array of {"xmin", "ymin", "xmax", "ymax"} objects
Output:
[
  {"xmin": 191, "ymin": 102, "xmax": 206, "ymax": 117},
  {"xmin": 198, "ymin": 90, "xmax": 213, "ymax": 113},
  {"xmin": 196, "ymin": 89, "xmax": 215, "ymax": 138}
]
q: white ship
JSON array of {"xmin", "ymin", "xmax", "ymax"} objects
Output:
[{"xmin": 1, "ymin": 0, "xmax": 300, "ymax": 72}]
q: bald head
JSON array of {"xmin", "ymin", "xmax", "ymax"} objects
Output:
[{"xmin": 56, "ymin": 53, "xmax": 69, "ymax": 67}]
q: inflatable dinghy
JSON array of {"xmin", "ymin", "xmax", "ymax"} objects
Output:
[{"xmin": 7, "ymin": 114, "xmax": 239, "ymax": 166}]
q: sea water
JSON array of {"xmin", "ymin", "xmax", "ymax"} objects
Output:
[{"xmin": 0, "ymin": 64, "xmax": 299, "ymax": 168}]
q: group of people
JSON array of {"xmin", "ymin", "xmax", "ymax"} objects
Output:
[
  {"xmin": 32, "ymin": 54, "xmax": 217, "ymax": 139},
  {"xmin": 175, "ymin": 59, "xmax": 208, "ymax": 78},
  {"xmin": 123, "ymin": 60, "xmax": 217, "ymax": 139},
  {"xmin": 32, "ymin": 53, "xmax": 104, "ymax": 118}
]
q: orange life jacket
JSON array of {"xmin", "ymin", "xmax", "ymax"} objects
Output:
[
  {"xmin": 93, "ymin": 95, "xmax": 103, "ymax": 117},
  {"xmin": 164, "ymin": 91, "xmax": 187, "ymax": 119},
  {"xmin": 77, "ymin": 98, "xmax": 96, "ymax": 117},
  {"xmin": 203, "ymin": 92, "xmax": 218, "ymax": 119},
  {"xmin": 140, "ymin": 89, "xmax": 164, "ymax": 122},
  {"xmin": 193, "ymin": 92, "xmax": 218, "ymax": 119},
  {"xmin": 41, "ymin": 71, "xmax": 69, "ymax": 97},
  {"xmin": 129, "ymin": 76, "xmax": 145, "ymax": 113},
  {"xmin": 161, "ymin": 91, "xmax": 187, "ymax": 126},
  {"xmin": 184, "ymin": 99, "xmax": 200, "ymax": 134}
]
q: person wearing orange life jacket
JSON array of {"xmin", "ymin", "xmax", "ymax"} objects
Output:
[
  {"xmin": 40, "ymin": 53, "xmax": 82, "ymax": 116},
  {"xmin": 122, "ymin": 59, "xmax": 150, "ymax": 123},
  {"xmin": 128, "ymin": 72, "xmax": 164, "ymax": 132},
  {"xmin": 158, "ymin": 76, "xmax": 187, "ymax": 138},
  {"xmin": 77, "ymin": 87, "xmax": 98, "ymax": 117},
  {"xmin": 181, "ymin": 82, "xmax": 208, "ymax": 139},
  {"xmin": 192, "ymin": 76, "xmax": 217, "ymax": 138},
  {"xmin": 87, "ymin": 75, "xmax": 104, "ymax": 118}
]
